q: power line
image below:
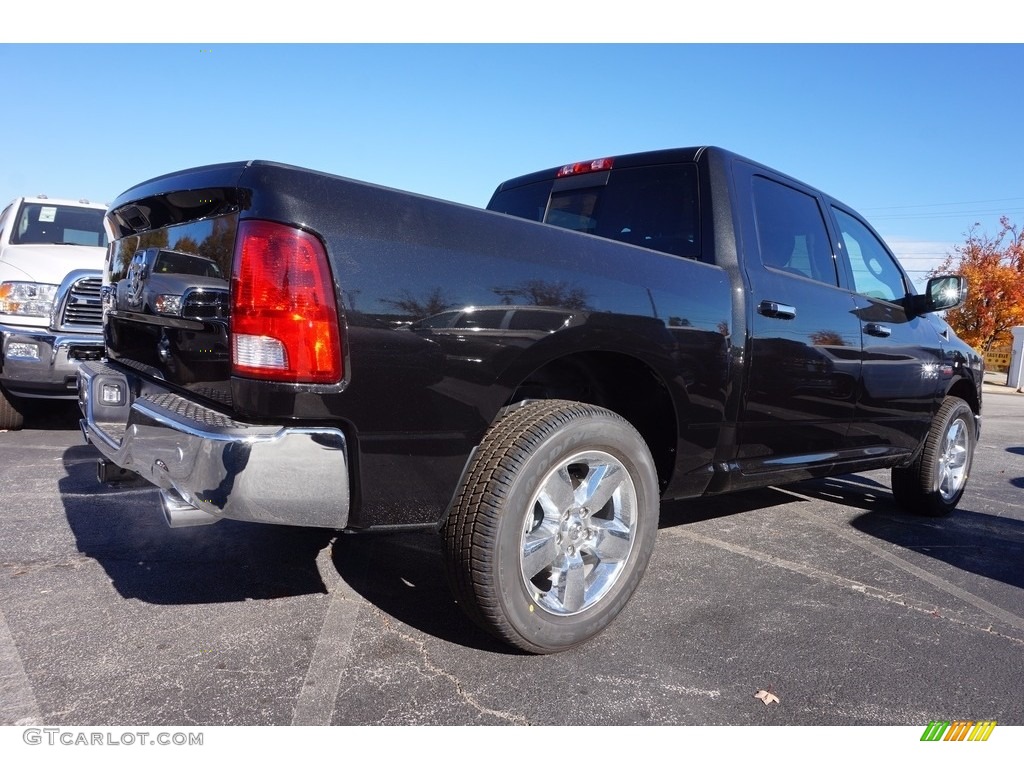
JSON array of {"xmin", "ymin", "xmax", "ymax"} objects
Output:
[
  {"xmin": 868, "ymin": 208, "xmax": 1024, "ymax": 222},
  {"xmin": 860, "ymin": 197, "xmax": 1024, "ymax": 212}
]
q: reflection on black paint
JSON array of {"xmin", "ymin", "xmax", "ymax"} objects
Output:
[{"xmin": 106, "ymin": 215, "xmax": 236, "ymax": 397}]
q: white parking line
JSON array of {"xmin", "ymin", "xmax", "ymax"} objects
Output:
[
  {"xmin": 780, "ymin": 493, "xmax": 1024, "ymax": 633},
  {"xmin": 664, "ymin": 523, "xmax": 1024, "ymax": 643},
  {"xmin": 291, "ymin": 540, "xmax": 363, "ymax": 726},
  {"xmin": 0, "ymin": 607, "xmax": 42, "ymax": 726}
]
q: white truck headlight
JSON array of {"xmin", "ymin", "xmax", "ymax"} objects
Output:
[
  {"xmin": 154, "ymin": 294, "xmax": 182, "ymax": 315},
  {"xmin": 0, "ymin": 282, "xmax": 58, "ymax": 317}
]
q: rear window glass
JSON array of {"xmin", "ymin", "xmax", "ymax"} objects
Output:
[{"xmin": 489, "ymin": 163, "xmax": 700, "ymax": 259}]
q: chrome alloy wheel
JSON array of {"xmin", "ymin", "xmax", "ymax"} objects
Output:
[
  {"xmin": 520, "ymin": 450, "xmax": 638, "ymax": 616},
  {"xmin": 937, "ymin": 416, "xmax": 970, "ymax": 502}
]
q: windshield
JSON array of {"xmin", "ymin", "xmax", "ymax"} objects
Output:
[
  {"xmin": 11, "ymin": 202, "xmax": 108, "ymax": 247},
  {"xmin": 154, "ymin": 251, "xmax": 223, "ymax": 278}
]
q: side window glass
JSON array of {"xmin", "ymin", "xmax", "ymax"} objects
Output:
[
  {"xmin": 833, "ymin": 208, "xmax": 907, "ymax": 302},
  {"xmin": 412, "ymin": 311, "xmax": 459, "ymax": 330},
  {"xmin": 752, "ymin": 176, "xmax": 838, "ymax": 286},
  {"xmin": 454, "ymin": 309, "xmax": 507, "ymax": 329},
  {"xmin": 507, "ymin": 309, "xmax": 569, "ymax": 332}
]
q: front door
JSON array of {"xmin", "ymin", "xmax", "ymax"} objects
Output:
[{"xmin": 830, "ymin": 206, "xmax": 943, "ymax": 455}]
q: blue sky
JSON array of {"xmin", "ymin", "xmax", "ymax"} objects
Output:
[{"xmin": 3, "ymin": 43, "xmax": 1023, "ymax": 284}]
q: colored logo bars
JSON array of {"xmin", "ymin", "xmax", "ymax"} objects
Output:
[{"xmin": 920, "ymin": 721, "xmax": 997, "ymax": 742}]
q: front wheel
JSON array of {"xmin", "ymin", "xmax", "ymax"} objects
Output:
[
  {"xmin": 0, "ymin": 386, "xmax": 25, "ymax": 431},
  {"xmin": 891, "ymin": 396, "xmax": 975, "ymax": 517},
  {"xmin": 443, "ymin": 400, "xmax": 660, "ymax": 653}
]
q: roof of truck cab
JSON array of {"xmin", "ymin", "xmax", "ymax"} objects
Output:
[
  {"xmin": 491, "ymin": 146, "xmax": 721, "ymax": 193},
  {"xmin": 7, "ymin": 195, "xmax": 107, "ymax": 210}
]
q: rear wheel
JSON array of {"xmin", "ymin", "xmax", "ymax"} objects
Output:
[
  {"xmin": 891, "ymin": 396, "xmax": 975, "ymax": 517},
  {"xmin": 0, "ymin": 386, "xmax": 25, "ymax": 430},
  {"xmin": 444, "ymin": 399, "xmax": 659, "ymax": 653}
]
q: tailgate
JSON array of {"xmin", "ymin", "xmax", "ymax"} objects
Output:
[{"xmin": 104, "ymin": 165, "xmax": 247, "ymax": 407}]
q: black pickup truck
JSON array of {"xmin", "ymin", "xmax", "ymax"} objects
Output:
[{"xmin": 78, "ymin": 146, "xmax": 981, "ymax": 653}]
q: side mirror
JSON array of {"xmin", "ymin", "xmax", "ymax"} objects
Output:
[{"xmin": 911, "ymin": 275, "xmax": 967, "ymax": 315}]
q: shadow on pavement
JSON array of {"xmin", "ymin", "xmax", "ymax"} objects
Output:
[
  {"xmin": 61, "ymin": 441, "xmax": 510, "ymax": 651},
  {"xmin": 15, "ymin": 399, "xmax": 82, "ymax": 431},
  {"xmin": 329, "ymin": 533, "xmax": 514, "ymax": 654},
  {"xmin": 789, "ymin": 474, "xmax": 1024, "ymax": 590},
  {"xmin": 60, "ymin": 443, "xmax": 335, "ymax": 603},
  {"xmin": 658, "ymin": 485, "xmax": 798, "ymax": 528}
]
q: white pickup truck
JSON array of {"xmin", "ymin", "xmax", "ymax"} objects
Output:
[{"xmin": 0, "ymin": 195, "xmax": 107, "ymax": 429}]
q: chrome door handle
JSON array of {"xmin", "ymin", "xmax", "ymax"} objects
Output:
[
  {"xmin": 864, "ymin": 323, "xmax": 892, "ymax": 338},
  {"xmin": 758, "ymin": 300, "xmax": 796, "ymax": 320}
]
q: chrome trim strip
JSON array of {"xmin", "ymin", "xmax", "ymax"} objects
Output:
[{"xmin": 51, "ymin": 269, "xmax": 103, "ymax": 333}]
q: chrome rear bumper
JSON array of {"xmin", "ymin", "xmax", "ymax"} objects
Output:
[{"xmin": 77, "ymin": 361, "xmax": 350, "ymax": 529}]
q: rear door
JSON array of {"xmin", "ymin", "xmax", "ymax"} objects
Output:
[{"xmin": 734, "ymin": 165, "xmax": 862, "ymax": 475}]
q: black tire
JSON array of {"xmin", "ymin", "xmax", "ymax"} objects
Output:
[
  {"xmin": 0, "ymin": 386, "xmax": 25, "ymax": 431},
  {"xmin": 443, "ymin": 399, "xmax": 659, "ymax": 654},
  {"xmin": 891, "ymin": 396, "xmax": 975, "ymax": 517}
]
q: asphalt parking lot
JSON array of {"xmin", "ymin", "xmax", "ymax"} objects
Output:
[{"xmin": 1, "ymin": 381, "xmax": 1022, "ymax": 727}]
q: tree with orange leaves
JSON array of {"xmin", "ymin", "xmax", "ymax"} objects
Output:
[{"xmin": 932, "ymin": 217, "xmax": 1024, "ymax": 353}]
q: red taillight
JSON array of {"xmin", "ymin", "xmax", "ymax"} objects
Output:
[
  {"xmin": 555, "ymin": 157, "xmax": 614, "ymax": 178},
  {"xmin": 231, "ymin": 220, "xmax": 342, "ymax": 383}
]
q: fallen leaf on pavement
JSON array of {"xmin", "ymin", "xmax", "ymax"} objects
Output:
[{"xmin": 754, "ymin": 689, "xmax": 780, "ymax": 705}]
